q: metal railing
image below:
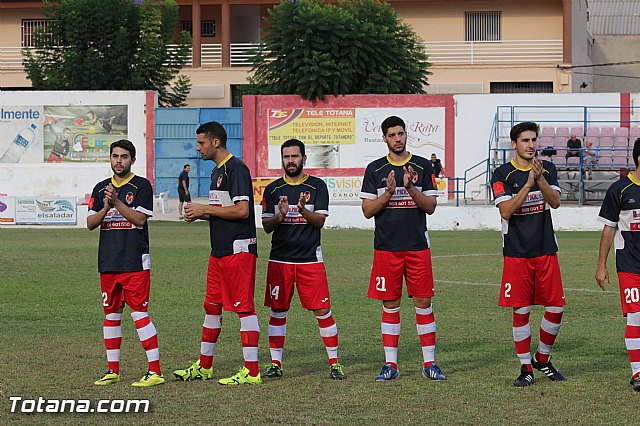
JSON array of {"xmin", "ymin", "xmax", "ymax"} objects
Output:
[
  {"xmin": 0, "ymin": 39, "xmax": 563, "ymax": 70},
  {"xmin": 423, "ymin": 39, "xmax": 563, "ymax": 64}
]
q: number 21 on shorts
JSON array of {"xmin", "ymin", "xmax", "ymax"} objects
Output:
[{"xmin": 376, "ymin": 276, "xmax": 386, "ymax": 292}]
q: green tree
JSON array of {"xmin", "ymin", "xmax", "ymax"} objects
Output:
[
  {"xmin": 247, "ymin": 0, "xmax": 431, "ymax": 101},
  {"xmin": 23, "ymin": 0, "xmax": 192, "ymax": 107}
]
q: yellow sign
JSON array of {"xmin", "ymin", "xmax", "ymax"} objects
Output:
[
  {"xmin": 252, "ymin": 177, "xmax": 277, "ymax": 205},
  {"xmin": 268, "ymin": 108, "xmax": 356, "ymax": 146}
]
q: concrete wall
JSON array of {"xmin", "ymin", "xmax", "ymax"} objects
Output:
[
  {"xmin": 0, "ymin": 91, "xmax": 151, "ymax": 201},
  {"xmin": 591, "ymin": 36, "xmax": 640, "ymax": 93}
]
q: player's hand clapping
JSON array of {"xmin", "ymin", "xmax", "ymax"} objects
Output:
[
  {"xmin": 532, "ymin": 158, "xmax": 544, "ymax": 181},
  {"xmin": 386, "ymin": 170, "xmax": 396, "ymax": 195},
  {"xmin": 104, "ymin": 183, "xmax": 117, "ymax": 208},
  {"xmin": 403, "ymin": 165, "xmax": 415, "ymax": 189},
  {"xmin": 278, "ymin": 195, "xmax": 289, "ymax": 218}
]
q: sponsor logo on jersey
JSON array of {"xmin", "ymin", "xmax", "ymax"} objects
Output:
[
  {"xmin": 631, "ymin": 222, "xmax": 640, "ymax": 231},
  {"xmin": 302, "ymin": 191, "xmax": 311, "ymax": 202},
  {"xmin": 216, "ymin": 175, "xmax": 223, "ymax": 188},
  {"xmin": 0, "ymin": 201, "xmax": 6, "ymax": 212},
  {"xmin": 492, "ymin": 181, "xmax": 505, "ymax": 195},
  {"xmin": 125, "ymin": 192, "xmax": 134, "ymax": 205},
  {"xmin": 633, "ymin": 210, "xmax": 640, "ymax": 219}
]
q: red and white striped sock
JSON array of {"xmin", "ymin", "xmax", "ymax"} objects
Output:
[
  {"xmin": 103, "ymin": 312, "xmax": 122, "ymax": 373},
  {"xmin": 239, "ymin": 312, "xmax": 260, "ymax": 376},
  {"xmin": 316, "ymin": 310, "xmax": 339, "ymax": 365},
  {"xmin": 416, "ymin": 306, "xmax": 436, "ymax": 368},
  {"xmin": 200, "ymin": 303, "xmax": 222, "ymax": 370},
  {"xmin": 535, "ymin": 306, "xmax": 564, "ymax": 364},
  {"xmin": 626, "ymin": 312, "xmax": 640, "ymax": 378},
  {"xmin": 131, "ymin": 311, "xmax": 161, "ymax": 375},
  {"xmin": 513, "ymin": 306, "xmax": 532, "ymax": 372},
  {"xmin": 268, "ymin": 310, "xmax": 288, "ymax": 367},
  {"xmin": 382, "ymin": 307, "xmax": 400, "ymax": 370}
]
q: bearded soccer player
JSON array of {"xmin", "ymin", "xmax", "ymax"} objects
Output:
[
  {"xmin": 359, "ymin": 115, "xmax": 446, "ymax": 382},
  {"xmin": 173, "ymin": 121, "xmax": 261, "ymax": 385},
  {"xmin": 596, "ymin": 137, "xmax": 640, "ymax": 392},
  {"xmin": 87, "ymin": 139, "xmax": 164, "ymax": 387},
  {"xmin": 490, "ymin": 121, "xmax": 566, "ymax": 387},
  {"xmin": 261, "ymin": 139, "xmax": 346, "ymax": 380}
]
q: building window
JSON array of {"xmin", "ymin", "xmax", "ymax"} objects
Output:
[
  {"xmin": 490, "ymin": 82, "xmax": 554, "ymax": 94},
  {"xmin": 22, "ymin": 19, "xmax": 49, "ymax": 47},
  {"xmin": 464, "ymin": 12, "xmax": 501, "ymax": 41},
  {"xmin": 180, "ymin": 20, "xmax": 216, "ymax": 37}
]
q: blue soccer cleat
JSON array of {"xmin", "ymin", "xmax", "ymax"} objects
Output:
[
  {"xmin": 375, "ymin": 364, "xmax": 400, "ymax": 381},
  {"xmin": 422, "ymin": 363, "xmax": 447, "ymax": 381}
]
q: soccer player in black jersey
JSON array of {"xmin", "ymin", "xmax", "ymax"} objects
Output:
[
  {"xmin": 173, "ymin": 121, "xmax": 261, "ymax": 385},
  {"xmin": 359, "ymin": 115, "xmax": 446, "ymax": 382},
  {"xmin": 87, "ymin": 139, "xmax": 164, "ymax": 387},
  {"xmin": 597, "ymin": 137, "xmax": 640, "ymax": 392},
  {"xmin": 261, "ymin": 138, "xmax": 345, "ymax": 380},
  {"xmin": 490, "ymin": 122, "xmax": 566, "ymax": 387}
]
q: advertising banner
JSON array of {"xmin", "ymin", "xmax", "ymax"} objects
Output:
[
  {"xmin": 0, "ymin": 196, "xmax": 17, "ymax": 224},
  {"xmin": 15, "ymin": 197, "xmax": 77, "ymax": 225},
  {"xmin": 0, "ymin": 105, "xmax": 128, "ymax": 163},
  {"xmin": 267, "ymin": 107, "xmax": 445, "ymax": 170}
]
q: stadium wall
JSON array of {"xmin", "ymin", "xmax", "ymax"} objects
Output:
[{"xmin": 0, "ymin": 91, "xmax": 153, "ymax": 201}]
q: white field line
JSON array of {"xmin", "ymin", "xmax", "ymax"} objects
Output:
[{"xmin": 435, "ymin": 279, "xmax": 616, "ymax": 294}]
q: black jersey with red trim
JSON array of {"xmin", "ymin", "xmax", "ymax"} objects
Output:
[
  {"xmin": 262, "ymin": 174, "xmax": 329, "ymax": 263},
  {"xmin": 598, "ymin": 174, "xmax": 640, "ymax": 273},
  {"xmin": 88, "ymin": 174, "xmax": 153, "ymax": 273},
  {"xmin": 490, "ymin": 159, "xmax": 560, "ymax": 258},
  {"xmin": 209, "ymin": 154, "xmax": 257, "ymax": 257},
  {"xmin": 359, "ymin": 153, "xmax": 437, "ymax": 251}
]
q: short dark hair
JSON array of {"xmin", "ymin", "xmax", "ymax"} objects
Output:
[
  {"xmin": 110, "ymin": 139, "xmax": 136, "ymax": 158},
  {"xmin": 281, "ymin": 138, "xmax": 305, "ymax": 156},
  {"xmin": 633, "ymin": 138, "xmax": 640, "ymax": 167},
  {"xmin": 381, "ymin": 116, "xmax": 406, "ymax": 136},
  {"xmin": 196, "ymin": 121, "xmax": 227, "ymax": 148},
  {"xmin": 184, "ymin": 164, "xmax": 190, "ymax": 169},
  {"xmin": 510, "ymin": 122, "xmax": 540, "ymax": 142}
]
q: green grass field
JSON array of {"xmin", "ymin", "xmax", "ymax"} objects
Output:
[{"xmin": 0, "ymin": 223, "xmax": 634, "ymax": 424}]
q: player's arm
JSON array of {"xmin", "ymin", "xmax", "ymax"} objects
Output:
[
  {"xmin": 182, "ymin": 179, "xmax": 189, "ymax": 192},
  {"xmin": 104, "ymin": 184, "xmax": 148, "ymax": 228},
  {"xmin": 185, "ymin": 200, "xmax": 249, "ymax": 221},
  {"xmin": 533, "ymin": 159, "xmax": 560, "ymax": 209},
  {"xmin": 87, "ymin": 202, "xmax": 109, "ymax": 230},
  {"xmin": 497, "ymin": 170, "xmax": 535, "ymax": 220},
  {"xmin": 404, "ymin": 166, "xmax": 436, "ymax": 215},
  {"xmin": 362, "ymin": 170, "xmax": 395, "ymax": 219},
  {"xmin": 262, "ymin": 195, "xmax": 288, "ymax": 234},
  {"xmin": 298, "ymin": 193, "xmax": 326, "ymax": 229},
  {"xmin": 596, "ymin": 225, "xmax": 616, "ymax": 290}
]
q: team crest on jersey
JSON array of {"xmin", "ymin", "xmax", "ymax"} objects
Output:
[
  {"xmin": 302, "ymin": 191, "xmax": 311, "ymax": 202},
  {"xmin": 411, "ymin": 171, "xmax": 419, "ymax": 184},
  {"xmin": 216, "ymin": 175, "xmax": 223, "ymax": 188},
  {"xmin": 125, "ymin": 192, "xmax": 134, "ymax": 205}
]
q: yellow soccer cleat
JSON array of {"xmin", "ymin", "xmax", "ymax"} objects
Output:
[
  {"xmin": 132, "ymin": 371, "xmax": 166, "ymax": 387},
  {"xmin": 218, "ymin": 367, "xmax": 261, "ymax": 385},
  {"xmin": 173, "ymin": 360, "xmax": 214, "ymax": 381},
  {"xmin": 94, "ymin": 370, "xmax": 121, "ymax": 386}
]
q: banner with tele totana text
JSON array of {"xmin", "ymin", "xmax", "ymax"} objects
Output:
[{"xmin": 267, "ymin": 107, "xmax": 445, "ymax": 170}]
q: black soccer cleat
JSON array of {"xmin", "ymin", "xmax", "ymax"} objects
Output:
[
  {"xmin": 531, "ymin": 355, "xmax": 566, "ymax": 382},
  {"xmin": 513, "ymin": 364, "xmax": 534, "ymax": 387},
  {"xmin": 630, "ymin": 375, "xmax": 640, "ymax": 392}
]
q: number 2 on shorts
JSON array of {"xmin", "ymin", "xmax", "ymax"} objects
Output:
[{"xmin": 504, "ymin": 282, "xmax": 511, "ymax": 298}]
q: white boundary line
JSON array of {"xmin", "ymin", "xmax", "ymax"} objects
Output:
[{"xmin": 435, "ymin": 279, "xmax": 616, "ymax": 294}]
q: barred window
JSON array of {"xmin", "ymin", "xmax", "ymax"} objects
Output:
[
  {"xmin": 180, "ymin": 20, "xmax": 216, "ymax": 37},
  {"xmin": 22, "ymin": 19, "xmax": 49, "ymax": 47},
  {"xmin": 464, "ymin": 12, "xmax": 501, "ymax": 41}
]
